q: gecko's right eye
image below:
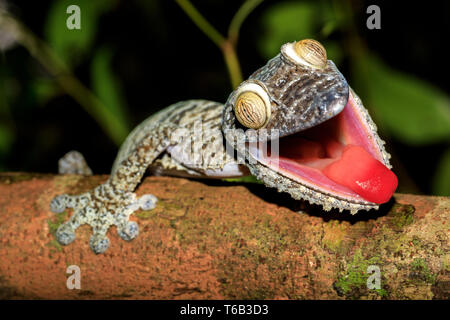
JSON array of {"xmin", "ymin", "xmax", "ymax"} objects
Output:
[
  {"xmin": 282, "ymin": 39, "xmax": 327, "ymax": 69},
  {"xmin": 233, "ymin": 82, "xmax": 271, "ymax": 129}
]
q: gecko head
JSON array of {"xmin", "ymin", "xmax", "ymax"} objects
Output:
[
  {"xmin": 228, "ymin": 39, "xmax": 349, "ymax": 136},
  {"xmin": 222, "ymin": 39, "xmax": 398, "ymax": 214}
]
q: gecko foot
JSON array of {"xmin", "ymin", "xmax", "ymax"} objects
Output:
[
  {"xmin": 58, "ymin": 150, "xmax": 93, "ymax": 175},
  {"xmin": 50, "ymin": 185, "xmax": 158, "ymax": 254}
]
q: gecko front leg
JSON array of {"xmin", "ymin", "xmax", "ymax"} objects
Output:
[{"xmin": 50, "ymin": 124, "xmax": 176, "ymax": 254}]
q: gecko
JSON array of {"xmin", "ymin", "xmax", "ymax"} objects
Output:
[{"xmin": 50, "ymin": 39, "xmax": 398, "ymax": 254}]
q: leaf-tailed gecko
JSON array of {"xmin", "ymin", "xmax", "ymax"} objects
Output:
[{"xmin": 50, "ymin": 39, "xmax": 397, "ymax": 253}]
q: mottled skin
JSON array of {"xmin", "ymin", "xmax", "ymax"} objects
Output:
[
  {"xmin": 51, "ymin": 41, "xmax": 391, "ymax": 253},
  {"xmin": 243, "ymin": 51, "xmax": 348, "ymax": 136},
  {"xmin": 51, "ymin": 101, "xmax": 248, "ymax": 253}
]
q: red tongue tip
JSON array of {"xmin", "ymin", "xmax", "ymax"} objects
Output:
[{"xmin": 323, "ymin": 145, "xmax": 398, "ymax": 204}]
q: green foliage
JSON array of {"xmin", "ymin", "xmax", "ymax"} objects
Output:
[
  {"xmin": 0, "ymin": 125, "xmax": 13, "ymax": 168},
  {"xmin": 258, "ymin": 2, "xmax": 318, "ymax": 59},
  {"xmin": 47, "ymin": 212, "xmax": 69, "ymax": 253},
  {"xmin": 47, "ymin": 211, "xmax": 69, "ymax": 236},
  {"xmin": 223, "ymin": 175, "xmax": 262, "ymax": 183},
  {"xmin": 45, "ymin": 0, "xmax": 116, "ymax": 66},
  {"xmin": 0, "ymin": 73, "xmax": 14, "ymax": 171},
  {"xmin": 353, "ymin": 55, "xmax": 450, "ymax": 145},
  {"xmin": 258, "ymin": 1, "xmax": 343, "ymax": 64},
  {"xmin": 334, "ymin": 250, "xmax": 386, "ymax": 298},
  {"xmin": 410, "ymin": 258, "xmax": 436, "ymax": 284},
  {"xmin": 44, "ymin": 0, "xmax": 130, "ymax": 145},
  {"xmin": 390, "ymin": 203, "xmax": 415, "ymax": 229},
  {"xmin": 91, "ymin": 47, "xmax": 131, "ymax": 139},
  {"xmin": 433, "ymin": 148, "xmax": 450, "ymax": 196},
  {"xmin": 31, "ymin": 78, "xmax": 60, "ymax": 105}
]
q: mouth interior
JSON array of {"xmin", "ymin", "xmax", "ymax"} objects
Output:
[{"xmin": 257, "ymin": 92, "xmax": 398, "ymax": 204}]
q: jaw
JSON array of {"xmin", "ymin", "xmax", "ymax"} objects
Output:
[{"xmin": 246, "ymin": 88, "xmax": 396, "ymax": 214}]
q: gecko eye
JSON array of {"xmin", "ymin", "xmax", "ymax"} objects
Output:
[
  {"xmin": 283, "ymin": 39, "xmax": 327, "ymax": 69},
  {"xmin": 233, "ymin": 82, "xmax": 271, "ymax": 129}
]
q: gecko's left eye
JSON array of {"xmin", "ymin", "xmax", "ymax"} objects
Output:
[
  {"xmin": 233, "ymin": 82, "xmax": 271, "ymax": 129},
  {"xmin": 283, "ymin": 39, "xmax": 327, "ymax": 69}
]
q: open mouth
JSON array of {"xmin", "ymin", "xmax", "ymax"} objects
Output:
[{"xmin": 249, "ymin": 91, "xmax": 398, "ymax": 205}]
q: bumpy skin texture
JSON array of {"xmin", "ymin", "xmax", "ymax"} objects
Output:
[
  {"xmin": 51, "ymin": 43, "xmax": 391, "ymax": 253},
  {"xmin": 248, "ymin": 53, "xmax": 349, "ymax": 137},
  {"xmin": 51, "ymin": 101, "xmax": 247, "ymax": 253},
  {"xmin": 58, "ymin": 151, "xmax": 93, "ymax": 175}
]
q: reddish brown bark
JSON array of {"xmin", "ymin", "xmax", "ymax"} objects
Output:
[{"xmin": 0, "ymin": 173, "xmax": 448, "ymax": 299}]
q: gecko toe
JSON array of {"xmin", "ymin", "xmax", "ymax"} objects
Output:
[
  {"xmin": 56, "ymin": 223, "xmax": 76, "ymax": 245},
  {"xmin": 89, "ymin": 235, "xmax": 110, "ymax": 254},
  {"xmin": 50, "ymin": 194, "xmax": 82, "ymax": 213},
  {"xmin": 50, "ymin": 187, "xmax": 151, "ymax": 253},
  {"xmin": 50, "ymin": 195, "xmax": 69, "ymax": 213},
  {"xmin": 138, "ymin": 194, "xmax": 158, "ymax": 210},
  {"xmin": 117, "ymin": 221, "xmax": 139, "ymax": 241}
]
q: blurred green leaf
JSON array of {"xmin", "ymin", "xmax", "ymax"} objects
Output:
[
  {"xmin": 258, "ymin": 1, "xmax": 343, "ymax": 66},
  {"xmin": 223, "ymin": 175, "xmax": 262, "ymax": 184},
  {"xmin": 321, "ymin": 40, "xmax": 343, "ymax": 66},
  {"xmin": 45, "ymin": 0, "xmax": 115, "ymax": 66},
  {"xmin": 353, "ymin": 55, "xmax": 450, "ymax": 145},
  {"xmin": 31, "ymin": 78, "xmax": 60, "ymax": 106},
  {"xmin": 320, "ymin": 20, "xmax": 338, "ymax": 38},
  {"xmin": 318, "ymin": 0, "xmax": 345, "ymax": 38},
  {"xmin": 0, "ymin": 124, "xmax": 13, "ymax": 159},
  {"xmin": 259, "ymin": 2, "xmax": 319, "ymax": 59},
  {"xmin": 91, "ymin": 47, "xmax": 130, "ymax": 141},
  {"xmin": 0, "ymin": 73, "xmax": 14, "ymax": 158},
  {"xmin": 432, "ymin": 148, "xmax": 450, "ymax": 196}
]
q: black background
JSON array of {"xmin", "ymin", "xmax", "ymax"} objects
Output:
[{"xmin": 3, "ymin": 0, "xmax": 450, "ymax": 195}]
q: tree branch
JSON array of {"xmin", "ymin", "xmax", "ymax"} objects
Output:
[{"xmin": 0, "ymin": 173, "xmax": 448, "ymax": 299}]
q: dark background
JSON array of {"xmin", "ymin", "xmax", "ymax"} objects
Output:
[{"xmin": 1, "ymin": 0, "xmax": 449, "ymax": 196}]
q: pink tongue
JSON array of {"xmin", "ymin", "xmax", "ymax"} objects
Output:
[{"xmin": 323, "ymin": 145, "xmax": 398, "ymax": 204}]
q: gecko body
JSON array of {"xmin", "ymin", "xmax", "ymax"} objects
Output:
[{"xmin": 51, "ymin": 100, "xmax": 247, "ymax": 253}]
